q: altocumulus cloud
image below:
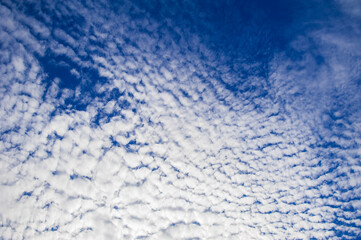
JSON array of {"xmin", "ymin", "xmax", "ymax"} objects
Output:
[{"xmin": 0, "ymin": 0, "xmax": 361, "ymax": 239}]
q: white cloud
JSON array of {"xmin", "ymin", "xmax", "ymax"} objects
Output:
[
  {"xmin": 0, "ymin": 0, "xmax": 360, "ymax": 239},
  {"xmin": 12, "ymin": 56, "xmax": 25, "ymax": 73}
]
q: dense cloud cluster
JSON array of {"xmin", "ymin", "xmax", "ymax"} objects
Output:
[{"xmin": 0, "ymin": 0, "xmax": 361, "ymax": 239}]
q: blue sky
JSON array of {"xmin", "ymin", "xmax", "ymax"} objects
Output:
[{"xmin": 0, "ymin": 0, "xmax": 361, "ymax": 239}]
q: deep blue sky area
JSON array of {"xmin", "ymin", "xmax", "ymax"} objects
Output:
[
  {"xmin": 0, "ymin": 0, "xmax": 360, "ymax": 239},
  {"xmin": 132, "ymin": 0, "xmax": 340, "ymax": 65}
]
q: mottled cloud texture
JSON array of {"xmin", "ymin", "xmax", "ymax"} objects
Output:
[{"xmin": 0, "ymin": 0, "xmax": 361, "ymax": 239}]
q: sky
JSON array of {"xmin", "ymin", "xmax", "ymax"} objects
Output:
[{"xmin": 0, "ymin": 0, "xmax": 361, "ymax": 239}]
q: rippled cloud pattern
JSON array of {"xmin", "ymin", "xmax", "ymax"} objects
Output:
[{"xmin": 1, "ymin": 0, "xmax": 361, "ymax": 239}]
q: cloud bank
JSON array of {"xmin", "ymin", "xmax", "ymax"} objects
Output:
[{"xmin": 0, "ymin": 0, "xmax": 360, "ymax": 239}]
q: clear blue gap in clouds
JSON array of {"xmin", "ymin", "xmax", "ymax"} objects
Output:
[{"xmin": 129, "ymin": 0, "xmax": 352, "ymax": 103}]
